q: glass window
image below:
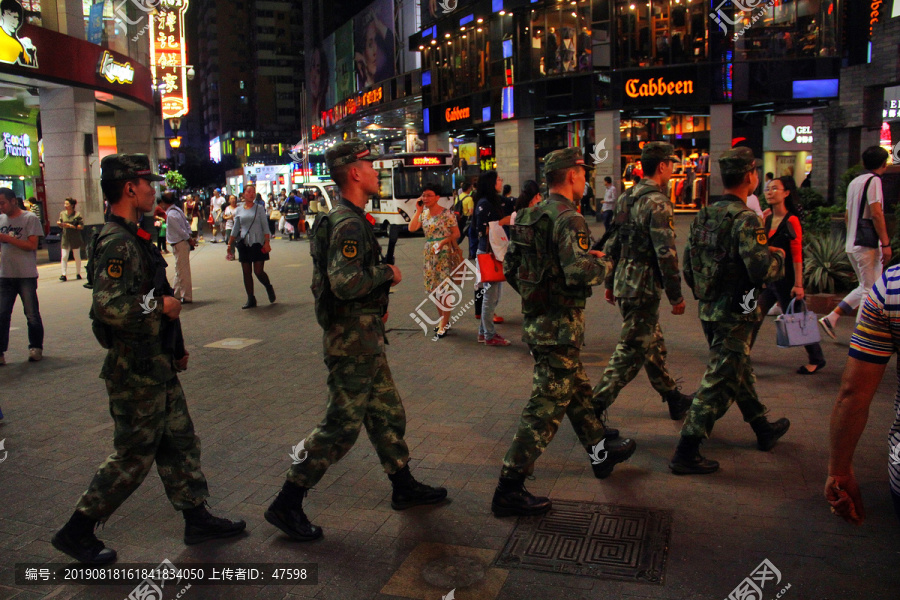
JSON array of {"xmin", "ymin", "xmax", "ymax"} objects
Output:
[
  {"xmin": 379, "ymin": 166, "xmax": 454, "ymax": 199},
  {"xmin": 615, "ymin": 0, "xmax": 708, "ymax": 67},
  {"xmin": 733, "ymin": 0, "xmax": 839, "ymax": 61}
]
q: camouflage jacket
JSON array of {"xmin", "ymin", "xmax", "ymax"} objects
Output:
[
  {"xmin": 604, "ymin": 179, "xmax": 683, "ymax": 305},
  {"xmin": 683, "ymin": 195, "xmax": 785, "ymax": 322},
  {"xmin": 322, "ymin": 199, "xmax": 393, "ymax": 356},
  {"xmin": 520, "ymin": 194, "xmax": 610, "ymax": 347},
  {"xmin": 92, "ymin": 217, "xmax": 175, "ymax": 387}
]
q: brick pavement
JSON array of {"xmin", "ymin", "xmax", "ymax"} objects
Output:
[{"xmin": 0, "ymin": 217, "xmax": 895, "ymax": 599}]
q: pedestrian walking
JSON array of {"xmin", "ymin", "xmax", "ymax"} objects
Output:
[
  {"xmin": 819, "ymin": 146, "xmax": 892, "ymax": 340},
  {"xmin": 153, "ymin": 204, "xmax": 167, "ymax": 254},
  {"xmin": 599, "ymin": 176, "xmax": 616, "ymax": 228},
  {"xmin": 0, "ymin": 187, "xmax": 44, "ymax": 364},
  {"xmin": 752, "ymin": 176, "xmax": 826, "ymax": 374},
  {"xmin": 593, "ymin": 143, "xmax": 694, "ymax": 436},
  {"xmin": 281, "ymin": 192, "xmax": 303, "ymax": 241},
  {"xmin": 673, "ymin": 147, "xmax": 790, "ymax": 475},
  {"xmin": 492, "ymin": 147, "xmax": 636, "ymax": 518},
  {"xmin": 264, "ymin": 139, "xmax": 447, "ymax": 542},
  {"xmin": 408, "ymin": 183, "xmax": 462, "ymax": 337},
  {"xmin": 184, "ymin": 194, "xmax": 201, "ymax": 243},
  {"xmin": 223, "ymin": 194, "xmax": 237, "ymax": 241},
  {"xmin": 57, "ymin": 197, "xmax": 85, "ymax": 281},
  {"xmin": 227, "ymin": 184, "xmax": 275, "ymax": 309},
  {"xmin": 472, "ymin": 171, "xmax": 512, "ymax": 346},
  {"xmin": 51, "ymin": 154, "xmax": 245, "ymax": 565},
  {"xmin": 159, "ymin": 192, "xmax": 194, "ymax": 303}
]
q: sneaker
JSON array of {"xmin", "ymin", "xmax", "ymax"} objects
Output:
[
  {"xmin": 59, "ymin": 275, "xmax": 67, "ymax": 282},
  {"xmin": 818, "ymin": 316, "xmax": 836, "ymax": 340},
  {"xmin": 485, "ymin": 335, "xmax": 511, "ymax": 346},
  {"xmin": 478, "ymin": 334, "xmax": 485, "ymax": 343},
  {"xmin": 493, "ymin": 315, "xmax": 505, "ymax": 324},
  {"xmin": 28, "ymin": 348, "xmax": 42, "ymax": 362}
]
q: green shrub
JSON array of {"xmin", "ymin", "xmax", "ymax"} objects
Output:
[
  {"xmin": 803, "ymin": 205, "xmax": 844, "ymax": 238},
  {"xmin": 804, "ymin": 234, "xmax": 856, "ymax": 294},
  {"xmin": 797, "ymin": 187, "xmax": 827, "ymax": 213},
  {"xmin": 165, "ymin": 170, "xmax": 186, "ymax": 191}
]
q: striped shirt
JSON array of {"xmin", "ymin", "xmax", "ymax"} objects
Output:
[{"xmin": 848, "ymin": 265, "xmax": 900, "ymax": 494}]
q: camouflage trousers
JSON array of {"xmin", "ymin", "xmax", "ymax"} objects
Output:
[
  {"xmin": 593, "ymin": 297, "xmax": 677, "ymax": 412},
  {"xmin": 76, "ymin": 377, "xmax": 209, "ymax": 521},
  {"xmin": 501, "ymin": 345, "xmax": 606, "ymax": 478},
  {"xmin": 680, "ymin": 320, "xmax": 768, "ymax": 439},
  {"xmin": 287, "ymin": 353, "xmax": 410, "ymax": 488}
]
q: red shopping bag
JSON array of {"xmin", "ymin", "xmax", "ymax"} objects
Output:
[{"xmin": 477, "ymin": 252, "xmax": 505, "ymax": 283}]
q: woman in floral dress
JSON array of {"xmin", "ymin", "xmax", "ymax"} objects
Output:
[{"xmin": 409, "ymin": 183, "xmax": 461, "ymax": 337}]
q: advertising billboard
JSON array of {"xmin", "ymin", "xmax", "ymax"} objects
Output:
[
  {"xmin": 354, "ymin": 0, "xmax": 395, "ymax": 91},
  {"xmin": 334, "ymin": 21, "xmax": 355, "ymax": 104}
]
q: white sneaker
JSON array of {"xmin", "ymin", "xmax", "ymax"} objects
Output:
[{"xmin": 28, "ymin": 348, "xmax": 42, "ymax": 362}]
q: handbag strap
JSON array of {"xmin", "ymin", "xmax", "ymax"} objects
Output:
[
  {"xmin": 784, "ymin": 297, "xmax": 807, "ymax": 315},
  {"xmin": 856, "ymin": 174, "xmax": 879, "ymax": 229}
]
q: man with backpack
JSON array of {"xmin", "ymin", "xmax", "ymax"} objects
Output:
[
  {"xmin": 673, "ymin": 147, "xmax": 789, "ymax": 475},
  {"xmin": 492, "ymin": 147, "xmax": 637, "ymax": 518},
  {"xmin": 592, "ymin": 142, "xmax": 694, "ymax": 437},
  {"xmin": 281, "ymin": 191, "xmax": 303, "ymax": 240},
  {"xmin": 264, "ymin": 140, "xmax": 447, "ymax": 542}
]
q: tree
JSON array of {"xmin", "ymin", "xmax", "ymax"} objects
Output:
[{"xmin": 165, "ymin": 170, "xmax": 187, "ymax": 191}]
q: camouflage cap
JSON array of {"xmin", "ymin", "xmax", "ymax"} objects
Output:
[
  {"xmin": 641, "ymin": 142, "xmax": 679, "ymax": 163},
  {"xmin": 100, "ymin": 153, "xmax": 165, "ymax": 182},
  {"xmin": 325, "ymin": 139, "xmax": 381, "ymax": 171},
  {"xmin": 544, "ymin": 147, "xmax": 593, "ymax": 175},
  {"xmin": 718, "ymin": 146, "xmax": 760, "ymax": 176}
]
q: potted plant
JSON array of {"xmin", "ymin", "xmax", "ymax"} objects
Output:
[{"xmin": 803, "ymin": 234, "xmax": 856, "ymax": 315}]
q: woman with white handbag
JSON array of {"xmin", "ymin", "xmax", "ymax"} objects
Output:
[{"xmin": 752, "ymin": 176, "xmax": 826, "ymax": 374}]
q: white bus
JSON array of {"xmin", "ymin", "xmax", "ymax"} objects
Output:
[{"xmin": 370, "ymin": 152, "xmax": 455, "ymax": 235}]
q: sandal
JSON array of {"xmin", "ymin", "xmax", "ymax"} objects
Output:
[{"xmin": 797, "ymin": 361, "xmax": 826, "ymax": 375}]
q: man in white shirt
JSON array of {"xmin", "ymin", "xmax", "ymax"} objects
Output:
[
  {"xmin": 211, "ymin": 188, "xmax": 226, "ymax": 242},
  {"xmin": 819, "ymin": 146, "xmax": 892, "ymax": 339},
  {"xmin": 599, "ymin": 177, "xmax": 617, "ymax": 230},
  {"xmin": 0, "ymin": 187, "xmax": 44, "ymax": 364},
  {"xmin": 160, "ymin": 193, "xmax": 195, "ymax": 303}
]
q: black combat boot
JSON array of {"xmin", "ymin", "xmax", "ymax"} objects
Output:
[
  {"xmin": 51, "ymin": 511, "xmax": 117, "ymax": 564},
  {"xmin": 593, "ymin": 398, "xmax": 620, "ymax": 440},
  {"xmin": 669, "ymin": 436, "xmax": 719, "ymax": 475},
  {"xmin": 183, "ymin": 503, "xmax": 247, "ymax": 545},
  {"xmin": 750, "ymin": 417, "xmax": 791, "ymax": 451},
  {"xmin": 662, "ymin": 388, "xmax": 694, "ymax": 420},
  {"xmin": 264, "ymin": 481, "xmax": 323, "ymax": 542},
  {"xmin": 242, "ymin": 295, "xmax": 257, "ymax": 309},
  {"xmin": 590, "ymin": 437, "xmax": 637, "ymax": 479},
  {"xmin": 491, "ymin": 473, "xmax": 552, "ymax": 517},
  {"xmin": 388, "ymin": 465, "xmax": 448, "ymax": 510}
]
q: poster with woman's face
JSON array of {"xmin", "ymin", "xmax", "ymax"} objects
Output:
[
  {"xmin": 354, "ymin": 0, "xmax": 395, "ymax": 91},
  {"xmin": 307, "ymin": 36, "xmax": 335, "ymax": 118}
]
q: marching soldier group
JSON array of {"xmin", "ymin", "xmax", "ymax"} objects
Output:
[{"xmin": 50, "ymin": 140, "xmax": 791, "ymax": 565}]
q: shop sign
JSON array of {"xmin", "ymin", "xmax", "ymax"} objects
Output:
[
  {"xmin": 1, "ymin": 131, "xmax": 31, "ymax": 165},
  {"xmin": 625, "ymin": 77, "xmax": 694, "ymax": 98},
  {"xmin": 320, "ymin": 87, "xmax": 385, "ymax": 128},
  {"xmin": 445, "ymin": 106, "xmax": 471, "ymax": 123},
  {"xmin": 781, "ymin": 124, "xmax": 813, "ymax": 145},
  {"xmin": 98, "ymin": 51, "xmax": 135, "ymax": 85},
  {"xmin": 870, "ymin": 0, "xmax": 884, "ymax": 36},
  {"xmin": 151, "ymin": 0, "xmax": 191, "ymax": 119},
  {"xmin": 885, "ymin": 99, "xmax": 900, "ymax": 120}
]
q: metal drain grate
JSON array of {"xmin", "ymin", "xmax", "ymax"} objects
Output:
[{"xmin": 495, "ymin": 501, "xmax": 671, "ymax": 584}]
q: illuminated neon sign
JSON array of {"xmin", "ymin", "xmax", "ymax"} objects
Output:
[
  {"xmin": 445, "ymin": 106, "xmax": 471, "ymax": 123},
  {"xmin": 98, "ymin": 51, "xmax": 135, "ymax": 85},
  {"xmin": 626, "ymin": 77, "xmax": 694, "ymax": 98},
  {"xmin": 409, "ymin": 156, "xmax": 443, "ymax": 166},
  {"xmin": 150, "ymin": 0, "xmax": 191, "ymax": 119},
  {"xmin": 320, "ymin": 87, "xmax": 384, "ymax": 127}
]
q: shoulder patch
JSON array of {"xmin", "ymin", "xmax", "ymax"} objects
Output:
[
  {"xmin": 668, "ymin": 216, "xmax": 675, "ymax": 230},
  {"xmin": 342, "ymin": 239, "xmax": 359, "ymax": 259},
  {"xmin": 576, "ymin": 231, "xmax": 590, "ymax": 251},
  {"xmin": 106, "ymin": 258, "xmax": 124, "ymax": 279},
  {"xmin": 755, "ymin": 228, "xmax": 767, "ymax": 245}
]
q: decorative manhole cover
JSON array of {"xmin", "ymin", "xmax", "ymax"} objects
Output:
[{"xmin": 495, "ymin": 501, "xmax": 671, "ymax": 584}]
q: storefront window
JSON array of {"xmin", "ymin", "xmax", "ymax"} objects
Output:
[
  {"xmin": 615, "ymin": 0, "xmax": 709, "ymax": 67},
  {"xmin": 522, "ymin": 3, "xmax": 592, "ymax": 78},
  {"xmin": 734, "ymin": 0, "xmax": 839, "ymax": 61},
  {"xmin": 423, "ymin": 24, "xmax": 490, "ymax": 102}
]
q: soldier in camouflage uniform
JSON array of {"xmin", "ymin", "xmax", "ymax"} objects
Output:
[
  {"xmin": 593, "ymin": 143, "xmax": 694, "ymax": 434},
  {"xmin": 492, "ymin": 148, "xmax": 637, "ymax": 518},
  {"xmin": 52, "ymin": 155, "xmax": 245, "ymax": 564},
  {"xmin": 265, "ymin": 140, "xmax": 447, "ymax": 542},
  {"xmin": 671, "ymin": 147, "xmax": 790, "ymax": 475}
]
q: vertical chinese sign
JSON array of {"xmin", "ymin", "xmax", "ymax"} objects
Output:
[{"xmin": 150, "ymin": 0, "xmax": 190, "ymax": 119}]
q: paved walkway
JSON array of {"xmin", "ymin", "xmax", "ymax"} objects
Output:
[{"xmin": 0, "ymin": 217, "xmax": 895, "ymax": 600}]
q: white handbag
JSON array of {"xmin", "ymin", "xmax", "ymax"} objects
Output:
[{"xmin": 775, "ymin": 298, "xmax": 821, "ymax": 348}]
